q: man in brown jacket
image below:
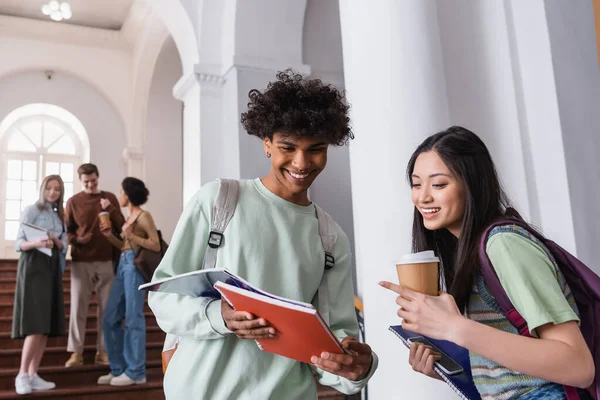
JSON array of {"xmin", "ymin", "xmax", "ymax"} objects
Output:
[{"xmin": 64, "ymin": 164, "xmax": 125, "ymax": 367}]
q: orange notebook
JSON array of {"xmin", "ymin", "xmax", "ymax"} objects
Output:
[{"xmin": 214, "ymin": 281, "xmax": 345, "ymax": 364}]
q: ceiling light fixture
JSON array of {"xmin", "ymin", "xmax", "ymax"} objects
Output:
[{"xmin": 41, "ymin": 1, "xmax": 72, "ymax": 22}]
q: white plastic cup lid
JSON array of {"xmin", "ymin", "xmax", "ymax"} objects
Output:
[
  {"xmin": 397, "ymin": 250, "xmax": 439, "ymax": 264},
  {"xmin": 99, "ymin": 211, "xmax": 109, "ymax": 215}
]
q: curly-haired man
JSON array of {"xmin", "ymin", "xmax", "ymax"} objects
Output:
[{"xmin": 149, "ymin": 70, "xmax": 378, "ymax": 399}]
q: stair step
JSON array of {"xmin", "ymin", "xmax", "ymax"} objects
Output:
[
  {"xmin": 0, "ymin": 289, "xmax": 71, "ymax": 303},
  {"xmin": 0, "ymin": 301, "xmax": 152, "ymax": 317},
  {"xmin": 0, "ymin": 343, "xmax": 163, "ymax": 369},
  {"xmin": 0, "ymin": 312, "xmax": 157, "ymax": 331},
  {"xmin": 0, "ymin": 278, "xmax": 77, "ymax": 290},
  {"xmin": 0, "ymin": 267, "xmax": 71, "ymax": 280},
  {"xmin": 0, "ymin": 377, "xmax": 164, "ymax": 399},
  {"xmin": 0, "ymin": 326, "xmax": 165, "ymax": 349},
  {"xmin": 0, "ymin": 361, "xmax": 162, "ymax": 391}
]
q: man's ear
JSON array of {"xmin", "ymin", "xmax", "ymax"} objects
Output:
[{"xmin": 263, "ymin": 137, "xmax": 272, "ymax": 156}]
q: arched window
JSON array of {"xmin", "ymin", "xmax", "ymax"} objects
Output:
[{"xmin": 0, "ymin": 104, "xmax": 89, "ymax": 254}]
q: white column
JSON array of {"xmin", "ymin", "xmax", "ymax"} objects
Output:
[
  {"xmin": 121, "ymin": 147, "xmax": 144, "ymax": 178},
  {"xmin": 506, "ymin": 0, "xmax": 577, "ymax": 255},
  {"xmin": 173, "ymin": 66, "xmax": 231, "ymax": 204},
  {"xmin": 339, "ymin": 1, "xmax": 452, "ymax": 398}
]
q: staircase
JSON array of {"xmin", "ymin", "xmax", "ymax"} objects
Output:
[
  {"xmin": 0, "ymin": 260, "xmax": 354, "ymax": 399},
  {"xmin": 0, "ymin": 259, "xmax": 164, "ymax": 399}
]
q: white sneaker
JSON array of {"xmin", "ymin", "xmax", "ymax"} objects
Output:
[
  {"xmin": 109, "ymin": 373, "xmax": 146, "ymax": 387},
  {"xmin": 97, "ymin": 372, "xmax": 117, "ymax": 385},
  {"xmin": 29, "ymin": 374, "xmax": 55, "ymax": 391},
  {"xmin": 15, "ymin": 373, "xmax": 32, "ymax": 395}
]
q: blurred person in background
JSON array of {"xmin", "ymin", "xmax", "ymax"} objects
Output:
[
  {"xmin": 64, "ymin": 163, "xmax": 125, "ymax": 367},
  {"xmin": 13, "ymin": 175, "xmax": 68, "ymax": 395}
]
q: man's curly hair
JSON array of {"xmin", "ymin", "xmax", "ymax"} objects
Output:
[{"xmin": 241, "ymin": 69, "xmax": 354, "ymax": 146}]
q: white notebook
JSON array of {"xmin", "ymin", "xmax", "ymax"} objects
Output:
[{"xmin": 22, "ymin": 222, "xmax": 51, "ymax": 257}]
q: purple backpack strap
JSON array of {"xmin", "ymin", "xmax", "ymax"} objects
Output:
[
  {"xmin": 479, "ymin": 221, "xmax": 534, "ymax": 338},
  {"xmin": 479, "ymin": 221, "xmax": 583, "ymax": 400}
]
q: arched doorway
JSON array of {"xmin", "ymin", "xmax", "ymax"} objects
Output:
[{"xmin": 0, "ymin": 103, "xmax": 89, "ymax": 258}]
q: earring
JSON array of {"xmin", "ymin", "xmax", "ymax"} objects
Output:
[{"xmin": 266, "ymin": 153, "xmax": 271, "ymax": 158}]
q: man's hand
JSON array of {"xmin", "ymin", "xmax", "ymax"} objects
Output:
[
  {"xmin": 76, "ymin": 232, "xmax": 93, "ymax": 245},
  {"xmin": 99, "ymin": 220, "xmax": 111, "ymax": 232},
  {"xmin": 311, "ymin": 337, "xmax": 373, "ymax": 381},
  {"xmin": 220, "ymin": 298, "xmax": 276, "ymax": 339},
  {"xmin": 100, "ymin": 229, "xmax": 113, "ymax": 238},
  {"xmin": 100, "ymin": 198, "xmax": 111, "ymax": 210}
]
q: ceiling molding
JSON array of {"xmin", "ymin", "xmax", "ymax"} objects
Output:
[
  {"xmin": 121, "ymin": 0, "xmax": 156, "ymax": 49},
  {"xmin": 0, "ymin": 15, "xmax": 127, "ymax": 51}
]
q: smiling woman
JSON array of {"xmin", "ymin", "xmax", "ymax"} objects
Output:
[{"xmin": 380, "ymin": 126, "xmax": 595, "ymax": 400}]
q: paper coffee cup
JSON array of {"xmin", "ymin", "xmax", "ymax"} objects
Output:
[
  {"xmin": 396, "ymin": 250, "xmax": 439, "ymax": 296},
  {"xmin": 98, "ymin": 212, "xmax": 111, "ymax": 229}
]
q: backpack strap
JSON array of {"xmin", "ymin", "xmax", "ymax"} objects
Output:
[
  {"xmin": 314, "ymin": 204, "xmax": 338, "ymax": 325},
  {"xmin": 202, "ymin": 179, "xmax": 239, "ymax": 270},
  {"xmin": 163, "ymin": 179, "xmax": 239, "ymax": 355},
  {"xmin": 479, "ymin": 221, "xmax": 534, "ymax": 337},
  {"xmin": 479, "ymin": 221, "xmax": 585, "ymax": 400}
]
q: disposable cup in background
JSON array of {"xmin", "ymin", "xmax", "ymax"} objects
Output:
[{"xmin": 98, "ymin": 211, "xmax": 111, "ymax": 230}]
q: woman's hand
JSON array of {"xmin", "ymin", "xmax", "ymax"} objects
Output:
[
  {"xmin": 36, "ymin": 238, "xmax": 53, "ymax": 249},
  {"xmin": 409, "ymin": 342, "xmax": 443, "ymax": 380},
  {"xmin": 220, "ymin": 298, "xmax": 276, "ymax": 339},
  {"xmin": 121, "ymin": 224, "xmax": 133, "ymax": 240},
  {"xmin": 379, "ymin": 281, "xmax": 464, "ymax": 342},
  {"xmin": 48, "ymin": 233, "xmax": 63, "ymax": 250},
  {"xmin": 311, "ymin": 337, "xmax": 373, "ymax": 381}
]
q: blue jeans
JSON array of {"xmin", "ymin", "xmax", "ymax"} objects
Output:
[
  {"xmin": 521, "ymin": 384, "xmax": 593, "ymax": 400},
  {"xmin": 103, "ymin": 250, "xmax": 146, "ymax": 380},
  {"xmin": 521, "ymin": 384, "xmax": 566, "ymax": 400}
]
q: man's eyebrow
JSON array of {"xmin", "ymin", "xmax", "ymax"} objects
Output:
[
  {"xmin": 276, "ymin": 140, "xmax": 297, "ymax": 146},
  {"xmin": 275, "ymin": 140, "xmax": 328, "ymax": 148}
]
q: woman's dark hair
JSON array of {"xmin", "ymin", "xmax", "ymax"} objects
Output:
[
  {"xmin": 240, "ymin": 69, "xmax": 354, "ymax": 145},
  {"xmin": 122, "ymin": 177, "xmax": 149, "ymax": 206},
  {"xmin": 406, "ymin": 126, "xmax": 522, "ymax": 311}
]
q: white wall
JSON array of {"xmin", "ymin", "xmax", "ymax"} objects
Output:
[
  {"xmin": 436, "ymin": 0, "xmax": 533, "ymax": 221},
  {"xmin": 0, "ymin": 70, "xmax": 127, "ymax": 193},
  {"xmin": 0, "ymin": 36, "xmax": 131, "ymax": 129},
  {"xmin": 302, "ymin": 0, "xmax": 358, "ymax": 294},
  {"xmin": 144, "ymin": 36, "xmax": 183, "ymax": 242},
  {"xmin": 545, "ymin": 0, "xmax": 600, "ymax": 270}
]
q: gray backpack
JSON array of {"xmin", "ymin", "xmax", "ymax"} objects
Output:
[{"xmin": 162, "ymin": 179, "xmax": 338, "ymax": 354}]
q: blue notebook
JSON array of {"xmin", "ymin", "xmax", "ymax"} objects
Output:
[{"xmin": 389, "ymin": 325, "xmax": 481, "ymax": 400}]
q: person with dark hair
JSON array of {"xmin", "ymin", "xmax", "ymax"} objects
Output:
[
  {"xmin": 98, "ymin": 177, "xmax": 159, "ymax": 386},
  {"xmin": 380, "ymin": 126, "xmax": 594, "ymax": 399},
  {"xmin": 148, "ymin": 70, "xmax": 377, "ymax": 399},
  {"xmin": 13, "ymin": 175, "xmax": 67, "ymax": 395},
  {"xmin": 64, "ymin": 163, "xmax": 125, "ymax": 367}
]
